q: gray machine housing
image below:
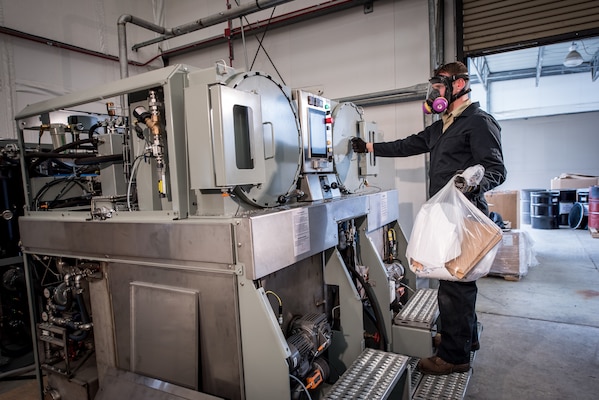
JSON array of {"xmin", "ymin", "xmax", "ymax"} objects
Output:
[{"xmin": 15, "ymin": 64, "xmax": 430, "ymax": 400}]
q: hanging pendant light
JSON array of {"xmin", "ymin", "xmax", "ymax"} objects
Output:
[{"xmin": 563, "ymin": 42, "xmax": 583, "ymax": 67}]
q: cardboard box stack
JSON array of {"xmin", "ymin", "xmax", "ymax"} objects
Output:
[
  {"xmin": 484, "ymin": 190, "xmax": 520, "ymax": 229},
  {"xmin": 550, "ymin": 173, "xmax": 599, "ymax": 190},
  {"xmin": 488, "ymin": 230, "xmax": 536, "ymax": 280}
]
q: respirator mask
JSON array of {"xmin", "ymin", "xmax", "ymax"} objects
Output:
[{"xmin": 422, "ymin": 74, "xmax": 470, "ymax": 114}]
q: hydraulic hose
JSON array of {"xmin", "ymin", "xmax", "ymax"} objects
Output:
[
  {"xmin": 347, "ymin": 266, "xmax": 388, "ymax": 351},
  {"xmin": 68, "ymin": 293, "xmax": 91, "ymax": 341},
  {"xmin": 74, "ymin": 153, "xmax": 123, "ymax": 165}
]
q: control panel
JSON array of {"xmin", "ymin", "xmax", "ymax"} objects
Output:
[{"xmin": 294, "ymin": 90, "xmax": 334, "ymax": 173}]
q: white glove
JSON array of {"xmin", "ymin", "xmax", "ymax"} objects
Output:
[{"xmin": 454, "ymin": 165, "xmax": 485, "ymax": 193}]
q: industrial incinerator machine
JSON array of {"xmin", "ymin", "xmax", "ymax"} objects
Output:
[{"xmin": 14, "ymin": 63, "xmax": 438, "ymax": 400}]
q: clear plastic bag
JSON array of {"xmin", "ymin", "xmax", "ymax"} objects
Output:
[{"xmin": 406, "ymin": 177, "xmax": 502, "ymax": 281}]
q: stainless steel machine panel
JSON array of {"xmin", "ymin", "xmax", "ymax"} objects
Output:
[
  {"xmin": 367, "ymin": 190, "xmax": 400, "ymax": 232},
  {"xmin": 248, "ymin": 195, "xmax": 362, "ymax": 279},
  {"xmin": 108, "ymin": 263, "xmax": 242, "ymax": 400},
  {"xmin": 18, "ymin": 217, "xmax": 236, "ymax": 266},
  {"xmin": 95, "ymin": 368, "xmax": 223, "ymax": 400},
  {"xmin": 130, "ymin": 282, "xmax": 200, "ymax": 389}
]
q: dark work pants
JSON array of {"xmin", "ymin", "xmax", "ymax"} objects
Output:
[{"xmin": 436, "ymin": 279, "xmax": 478, "ymax": 365}]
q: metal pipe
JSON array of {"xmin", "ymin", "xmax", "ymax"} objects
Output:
[
  {"xmin": 334, "ymin": 84, "xmax": 428, "ymax": 108},
  {"xmin": 428, "ymin": 0, "xmax": 444, "ymax": 73},
  {"xmin": 64, "ymin": 272, "xmax": 72, "ymax": 287},
  {"xmin": 130, "ymin": 0, "xmax": 296, "ymax": 52},
  {"xmin": 159, "ymin": 0, "xmax": 374, "ymax": 62},
  {"xmin": 0, "ymin": 364, "xmax": 36, "ymax": 380},
  {"xmin": 74, "ymin": 273, "xmax": 83, "ymax": 289},
  {"xmin": 22, "ymin": 258, "xmax": 45, "ymax": 398},
  {"xmin": 117, "ymin": 14, "xmax": 170, "ymax": 79}
]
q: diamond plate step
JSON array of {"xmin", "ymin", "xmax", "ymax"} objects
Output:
[
  {"xmin": 410, "ymin": 325, "xmax": 482, "ymax": 399},
  {"xmin": 407, "ymin": 357, "xmax": 422, "ymax": 396},
  {"xmin": 394, "ymin": 288, "xmax": 439, "ymax": 330},
  {"xmin": 412, "ymin": 369, "xmax": 471, "ymax": 400},
  {"xmin": 323, "ymin": 348, "xmax": 409, "ymax": 400}
]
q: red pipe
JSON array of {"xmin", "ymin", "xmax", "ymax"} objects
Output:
[{"xmin": 0, "ymin": 26, "xmax": 148, "ymax": 67}]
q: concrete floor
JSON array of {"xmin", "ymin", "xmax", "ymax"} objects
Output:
[{"xmin": 466, "ymin": 225, "xmax": 599, "ymax": 400}]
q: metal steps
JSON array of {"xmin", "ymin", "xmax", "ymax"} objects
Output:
[
  {"xmin": 322, "ymin": 288, "xmax": 478, "ymax": 400},
  {"xmin": 392, "ymin": 288, "xmax": 439, "ymax": 358},
  {"xmin": 395, "ymin": 288, "xmax": 480, "ymax": 400},
  {"xmin": 412, "ymin": 368, "xmax": 471, "ymax": 400},
  {"xmin": 323, "ymin": 348, "xmax": 410, "ymax": 400},
  {"xmin": 409, "ymin": 330, "xmax": 480, "ymax": 400},
  {"xmin": 394, "ymin": 288, "xmax": 439, "ymax": 330}
]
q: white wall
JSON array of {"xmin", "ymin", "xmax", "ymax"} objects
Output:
[
  {"xmin": 498, "ymin": 111, "xmax": 599, "ymax": 191},
  {"xmin": 470, "ymin": 71, "xmax": 599, "ymax": 191}
]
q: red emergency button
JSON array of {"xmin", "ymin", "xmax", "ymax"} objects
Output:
[{"xmin": 325, "ymin": 117, "xmax": 333, "ymax": 124}]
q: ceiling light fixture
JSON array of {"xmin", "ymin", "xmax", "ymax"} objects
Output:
[{"xmin": 563, "ymin": 42, "xmax": 584, "ymax": 67}]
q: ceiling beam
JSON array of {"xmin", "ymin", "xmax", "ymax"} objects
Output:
[
  {"xmin": 535, "ymin": 47, "xmax": 544, "ymax": 87},
  {"xmin": 469, "ymin": 63, "xmax": 591, "ymax": 85}
]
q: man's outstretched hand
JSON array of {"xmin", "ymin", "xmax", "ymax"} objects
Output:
[{"xmin": 351, "ymin": 137, "xmax": 367, "ymax": 153}]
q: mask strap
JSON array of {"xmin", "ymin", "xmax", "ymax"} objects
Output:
[
  {"xmin": 447, "ymin": 75, "xmax": 470, "ymax": 102},
  {"xmin": 451, "ymin": 87, "xmax": 471, "ymax": 102}
]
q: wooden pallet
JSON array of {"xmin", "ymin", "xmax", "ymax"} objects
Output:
[
  {"xmin": 487, "ymin": 271, "xmax": 524, "ymax": 281},
  {"xmin": 591, "ymin": 227, "xmax": 599, "ymax": 239}
]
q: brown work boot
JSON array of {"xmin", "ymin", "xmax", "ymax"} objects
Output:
[
  {"xmin": 433, "ymin": 333, "xmax": 480, "ymax": 351},
  {"xmin": 417, "ymin": 356, "xmax": 470, "ymax": 375}
]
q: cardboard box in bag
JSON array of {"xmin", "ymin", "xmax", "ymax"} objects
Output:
[{"xmin": 445, "ymin": 218, "xmax": 502, "ymax": 279}]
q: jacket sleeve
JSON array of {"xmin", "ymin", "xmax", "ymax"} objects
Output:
[
  {"xmin": 372, "ymin": 124, "xmax": 436, "ymax": 157},
  {"xmin": 469, "ymin": 114, "xmax": 506, "ymax": 194}
]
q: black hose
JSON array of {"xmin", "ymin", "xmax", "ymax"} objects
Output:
[
  {"xmin": 347, "ymin": 266, "xmax": 388, "ymax": 351},
  {"xmin": 27, "ymin": 137, "xmax": 99, "ymax": 171},
  {"xmin": 68, "ymin": 293, "xmax": 91, "ymax": 341},
  {"xmin": 33, "ymin": 177, "xmax": 89, "ymax": 210},
  {"xmin": 25, "ymin": 137, "xmax": 98, "ymax": 156},
  {"xmin": 76, "ymin": 292, "xmax": 91, "ymax": 324},
  {"xmin": 74, "ymin": 153, "xmax": 123, "ymax": 165},
  {"xmin": 46, "ymin": 197, "xmax": 92, "ymax": 209},
  {"xmin": 53, "ymin": 137, "xmax": 98, "ymax": 153},
  {"xmin": 26, "ymin": 152, "xmax": 94, "ymax": 159},
  {"xmin": 88, "ymin": 123, "xmax": 103, "ymax": 137}
]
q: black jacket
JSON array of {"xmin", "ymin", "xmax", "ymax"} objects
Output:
[{"xmin": 372, "ymin": 102, "xmax": 506, "ymax": 214}]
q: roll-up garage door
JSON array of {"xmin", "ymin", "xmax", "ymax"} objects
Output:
[{"xmin": 461, "ymin": 0, "xmax": 599, "ymax": 55}]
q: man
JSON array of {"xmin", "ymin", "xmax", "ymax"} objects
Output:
[{"xmin": 351, "ymin": 61, "xmax": 506, "ymax": 375}]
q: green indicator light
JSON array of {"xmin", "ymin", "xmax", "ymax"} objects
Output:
[{"xmin": 325, "ymin": 104, "xmax": 330, "ymax": 110}]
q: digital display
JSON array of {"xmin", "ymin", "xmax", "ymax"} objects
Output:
[{"xmin": 308, "ymin": 108, "xmax": 327, "ymax": 158}]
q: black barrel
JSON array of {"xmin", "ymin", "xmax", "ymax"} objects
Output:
[
  {"xmin": 577, "ymin": 188, "xmax": 589, "ymax": 203},
  {"xmin": 557, "ymin": 189, "xmax": 577, "ymax": 226},
  {"xmin": 521, "ymin": 188, "xmax": 544, "ymax": 225},
  {"xmin": 568, "ymin": 202, "xmax": 589, "ymax": 229},
  {"xmin": 531, "ymin": 191, "xmax": 559, "ymax": 229}
]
